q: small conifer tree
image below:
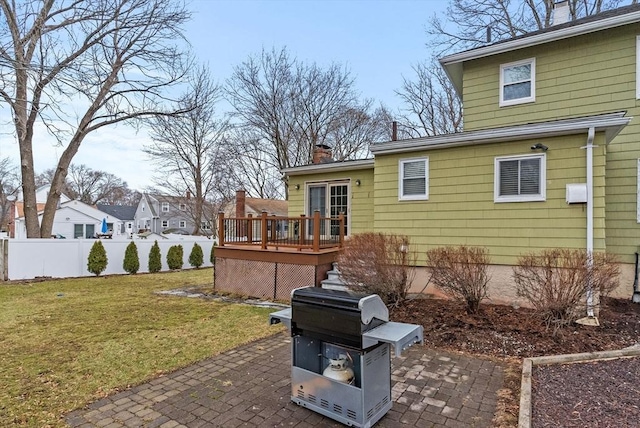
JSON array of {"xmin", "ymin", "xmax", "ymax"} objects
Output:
[
  {"xmin": 189, "ymin": 243, "xmax": 204, "ymax": 268},
  {"xmin": 123, "ymin": 241, "xmax": 140, "ymax": 274},
  {"xmin": 87, "ymin": 240, "xmax": 108, "ymax": 276},
  {"xmin": 167, "ymin": 244, "xmax": 184, "ymax": 270},
  {"xmin": 210, "ymin": 244, "xmax": 216, "ymax": 265},
  {"xmin": 148, "ymin": 241, "xmax": 162, "ymax": 273}
]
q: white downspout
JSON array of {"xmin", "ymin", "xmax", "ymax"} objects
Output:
[{"xmin": 584, "ymin": 127, "xmax": 595, "ymax": 318}]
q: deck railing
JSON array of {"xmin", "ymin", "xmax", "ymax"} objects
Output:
[{"xmin": 218, "ymin": 211, "xmax": 344, "ymax": 252}]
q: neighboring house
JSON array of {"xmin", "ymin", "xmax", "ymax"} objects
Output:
[
  {"xmin": 223, "ymin": 189, "xmax": 288, "ymax": 218},
  {"xmin": 12, "ymin": 185, "xmax": 72, "ymax": 238},
  {"xmin": 282, "ymin": 3, "xmax": 640, "ymax": 304},
  {"xmin": 221, "ymin": 189, "xmax": 289, "ymax": 239},
  {"xmin": 96, "ymin": 204, "xmax": 137, "ymax": 237},
  {"xmin": 134, "ymin": 193, "xmax": 214, "ymax": 235},
  {"xmin": 14, "ymin": 199, "xmax": 128, "ymax": 239}
]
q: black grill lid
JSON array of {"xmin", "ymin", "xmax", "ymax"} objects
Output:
[{"xmin": 291, "ymin": 287, "xmax": 389, "ymax": 325}]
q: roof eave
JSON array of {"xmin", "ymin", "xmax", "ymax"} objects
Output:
[
  {"xmin": 282, "ymin": 159, "xmax": 375, "ymax": 176},
  {"xmin": 370, "ymin": 113, "xmax": 631, "ymax": 156}
]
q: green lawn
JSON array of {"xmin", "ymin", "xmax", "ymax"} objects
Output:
[{"xmin": 0, "ymin": 269, "xmax": 281, "ymax": 427}]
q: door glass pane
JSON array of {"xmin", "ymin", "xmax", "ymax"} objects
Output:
[
  {"xmin": 330, "ymin": 184, "xmax": 348, "ymax": 236},
  {"xmin": 308, "ymin": 185, "xmax": 326, "ymax": 235}
]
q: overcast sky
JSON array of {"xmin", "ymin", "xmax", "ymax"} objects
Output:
[{"xmin": 0, "ymin": 0, "xmax": 447, "ymax": 192}]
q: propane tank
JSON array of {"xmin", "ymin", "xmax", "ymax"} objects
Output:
[{"xmin": 323, "ymin": 353, "xmax": 355, "ymax": 384}]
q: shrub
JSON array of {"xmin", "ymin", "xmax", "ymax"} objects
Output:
[
  {"xmin": 513, "ymin": 249, "xmax": 620, "ymax": 329},
  {"xmin": 148, "ymin": 241, "xmax": 162, "ymax": 273},
  {"xmin": 123, "ymin": 241, "xmax": 140, "ymax": 274},
  {"xmin": 189, "ymin": 243, "xmax": 204, "ymax": 268},
  {"xmin": 425, "ymin": 246, "xmax": 491, "ymax": 314},
  {"xmin": 210, "ymin": 244, "xmax": 216, "ymax": 265},
  {"xmin": 87, "ymin": 240, "xmax": 108, "ymax": 276},
  {"xmin": 167, "ymin": 244, "xmax": 184, "ymax": 270},
  {"xmin": 337, "ymin": 233, "xmax": 415, "ymax": 306}
]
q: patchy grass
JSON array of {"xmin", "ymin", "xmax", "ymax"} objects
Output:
[{"xmin": 0, "ymin": 268, "xmax": 281, "ymax": 427}]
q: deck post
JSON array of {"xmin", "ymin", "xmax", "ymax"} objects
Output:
[
  {"xmin": 247, "ymin": 214, "xmax": 253, "ymax": 244},
  {"xmin": 218, "ymin": 212, "xmax": 225, "ymax": 246},
  {"xmin": 270, "ymin": 215, "xmax": 277, "ymax": 242},
  {"xmin": 338, "ymin": 212, "xmax": 345, "ymax": 247},
  {"xmin": 299, "ymin": 215, "xmax": 306, "ymax": 249},
  {"xmin": 261, "ymin": 211, "xmax": 268, "ymax": 250},
  {"xmin": 313, "ymin": 210, "xmax": 320, "ymax": 252}
]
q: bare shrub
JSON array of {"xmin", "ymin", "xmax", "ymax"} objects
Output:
[
  {"xmin": 425, "ymin": 246, "xmax": 491, "ymax": 313},
  {"xmin": 513, "ymin": 249, "xmax": 620, "ymax": 329},
  {"xmin": 338, "ymin": 233, "xmax": 416, "ymax": 306}
]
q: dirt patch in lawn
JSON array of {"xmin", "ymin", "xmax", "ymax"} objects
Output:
[{"xmin": 390, "ymin": 296, "xmax": 640, "ymax": 426}]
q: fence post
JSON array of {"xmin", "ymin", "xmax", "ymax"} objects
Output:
[
  {"xmin": 270, "ymin": 215, "xmax": 277, "ymax": 242},
  {"xmin": 0, "ymin": 239, "xmax": 7, "ymax": 281},
  {"xmin": 261, "ymin": 211, "xmax": 268, "ymax": 250},
  {"xmin": 218, "ymin": 212, "xmax": 225, "ymax": 246},
  {"xmin": 313, "ymin": 210, "xmax": 320, "ymax": 252},
  {"xmin": 247, "ymin": 214, "xmax": 253, "ymax": 244}
]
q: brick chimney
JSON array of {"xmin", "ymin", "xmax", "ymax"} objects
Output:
[
  {"xmin": 235, "ymin": 189, "xmax": 246, "ymax": 218},
  {"xmin": 235, "ymin": 189, "xmax": 246, "ymax": 237},
  {"xmin": 312, "ymin": 144, "xmax": 333, "ymax": 164},
  {"xmin": 186, "ymin": 190, "xmax": 191, "ymax": 199}
]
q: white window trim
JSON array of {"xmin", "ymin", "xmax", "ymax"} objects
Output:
[
  {"xmin": 179, "ymin": 220, "xmax": 186, "ymax": 228},
  {"xmin": 161, "ymin": 220, "xmax": 168, "ymax": 227},
  {"xmin": 636, "ymin": 36, "xmax": 640, "ymax": 99},
  {"xmin": 499, "ymin": 58, "xmax": 536, "ymax": 107},
  {"xmin": 398, "ymin": 157, "xmax": 429, "ymax": 201},
  {"xmin": 161, "ymin": 202, "xmax": 169, "ymax": 212},
  {"xmin": 494, "ymin": 153, "xmax": 546, "ymax": 203}
]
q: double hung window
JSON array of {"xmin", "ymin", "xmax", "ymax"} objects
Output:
[{"xmin": 495, "ymin": 154, "xmax": 546, "ymax": 202}]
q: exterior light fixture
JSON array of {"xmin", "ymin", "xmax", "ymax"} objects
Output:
[
  {"xmin": 355, "ymin": 179, "xmax": 361, "ymax": 186},
  {"xmin": 295, "ymin": 184, "xmax": 300, "ymax": 190}
]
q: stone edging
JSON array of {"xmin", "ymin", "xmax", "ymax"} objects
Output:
[{"xmin": 518, "ymin": 345, "xmax": 640, "ymax": 428}]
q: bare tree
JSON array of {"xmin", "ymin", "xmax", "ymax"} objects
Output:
[
  {"xmin": 226, "ymin": 47, "xmax": 389, "ymax": 197},
  {"xmin": 38, "ymin": 164, "xmax": 135, "ymax": 205},
  {"xmin": 224, "ymin": 127, "xmax": 285, "ymax": 200},
  {"xmin": 0, "ymin": 157, "xmax": 20, "ymax": 232},
  {"xmin": 395, "ymin": 60, "xmax": 463, "ymax": 138},
  {"xmin": 144, "ymin": 66, "xmax": 229, "ymax": 235},
  {"xmin": 0, "ymin": 0, "xmax": 192, "ymax": 237},
  {"xmin": 428, "ymin": 0, "xmax": 629, "ymax": 54}
]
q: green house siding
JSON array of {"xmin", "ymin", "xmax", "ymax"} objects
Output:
[
  {"xmin": 373, "ymin": 133, "xmax": 607, "ymax": 265},
  {"xmin": 460, "ymin": 23, "xmax": 640, "ymax": 263},
  {"xmin": 462, "ymin": 25, "xmax": 638, "ymax": 131},
  {"xmin": 287, "ymin": 169, "xmax": 374, "ymax": 234}
]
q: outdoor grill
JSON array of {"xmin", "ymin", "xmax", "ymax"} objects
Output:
[{"xmin": 270, "ymin": 286, "xmax": 424, "ymax": 428}]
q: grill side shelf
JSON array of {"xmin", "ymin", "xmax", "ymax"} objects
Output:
[
  {"xmin": 362, "ymin": 322, "xmax": 424, "ymax": 358},
  {"xmin": 269, "ymin": 307, "xmax": 292, "ymax": 330}
]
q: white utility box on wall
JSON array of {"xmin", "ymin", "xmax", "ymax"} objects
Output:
[{"xmin": 566, "ymin": 183, "xmax": 587, "ymax": 204}]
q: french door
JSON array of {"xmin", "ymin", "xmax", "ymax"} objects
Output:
[{"xmin": 307, "ymin": 182, "xmax": 349, "ymax": 237}]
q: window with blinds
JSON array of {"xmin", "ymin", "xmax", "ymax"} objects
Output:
[
  {"xmin": 399, "ymin": 158, "xmax": 428, "ymax": 200},
  {"xmin": 495, "ymin": 154, "xmax": 546, "ymax": 202}
]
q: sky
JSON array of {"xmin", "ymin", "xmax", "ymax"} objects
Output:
[{"xmin": 0, "ymin": 0, "xmax": 448, "ymax": 192}]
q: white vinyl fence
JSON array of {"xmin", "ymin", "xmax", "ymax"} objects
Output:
[{"xmin": 0, "ymin": 237, "xmax": 215, "ymax": 280}]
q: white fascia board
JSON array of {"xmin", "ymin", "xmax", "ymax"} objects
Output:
[
  {"xmin": 440, "ymin": 11, "xmax": 640, "ymax": 95},
  {"xmin": 282, "ymin": 159, "xmax": 375, "ymax": 176},
  {"xmin": 370, "ymin": 113, "xmax": 631, "ymax": 156}
]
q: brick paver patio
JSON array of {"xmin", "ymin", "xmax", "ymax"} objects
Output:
[{"xmin": 66, "ymin": 333, "xmax": 504, "ymax": 427}]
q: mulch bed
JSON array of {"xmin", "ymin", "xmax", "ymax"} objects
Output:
[
  {"xmin": 390, "ymin": 296, "xmax": 640, "ymax": 427},
  {"xmin": 531, "ymin": 356, "xmax": 640, "ymax": 427}
]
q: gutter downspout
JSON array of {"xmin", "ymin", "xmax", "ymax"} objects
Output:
[{"xmin": 584, "ymin": 127, "xmax": 596, "ymax": 318}]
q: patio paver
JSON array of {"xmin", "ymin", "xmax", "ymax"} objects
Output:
[{"xmin": 66, "ymin": 333, "xmax": 505, "ymax": 427}]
